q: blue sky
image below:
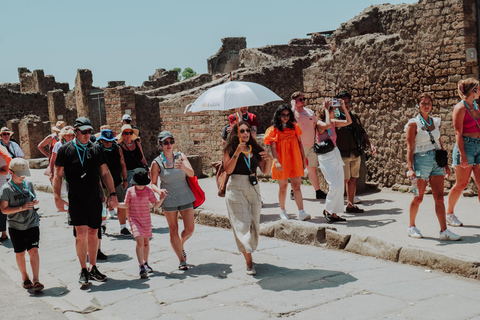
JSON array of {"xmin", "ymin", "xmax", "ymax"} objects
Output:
[{"xmin": 0, "ymin": 0, "xmax": 417, "ymax": 88}]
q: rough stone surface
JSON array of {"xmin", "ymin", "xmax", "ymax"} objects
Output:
[
  {"xmin": 208, "ymin": 37, "xmax": 247, "ymax": 74},
  {"xmin": 326, "ymin": 229, "xmax": 351, "ymax": 249},
  {"xmin": 266, "ymin": 220, "xmax": 323, "ymax": 247},
  {"xmin": 345, "ymin": 235, "xmax": 401, "ymax": 262},
  {"xmin": 18, "ymin": 116, "xmax": 51, "ymax": 159},
  {"xmin": 142, "ymin": 69, "xmax": 178, "ymax": 89},
  {"xmin": 74, "ymin": 69, "xmax": 93, "ymax": 118}
]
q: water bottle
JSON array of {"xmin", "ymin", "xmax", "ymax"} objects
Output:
[
  {"xmin": 411, "ymin": 178, "xmax": 419, "ymax": 197},
  {"xmin": 102, "ymin": 202, "xmax": 107, "ymax": 221}
]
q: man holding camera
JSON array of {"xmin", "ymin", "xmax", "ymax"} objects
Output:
[{"xmin": 335, "ymin": 91, "xmax": 376, "ymax": 213}]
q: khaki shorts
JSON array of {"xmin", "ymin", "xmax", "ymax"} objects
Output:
[
  {"xmin": 304, "ymin": 146, "xmax": 319, "ymax": 168},
  {"xmin": 103, "ymin": 183, "xmax": 126, "ymax": 202},
  {"xmin": 342, "ymin": 154, "xmax": 361, "ymax": 180}
]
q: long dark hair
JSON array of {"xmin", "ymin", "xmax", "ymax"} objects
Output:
[
  {"xmin": 223, "ymin": 121, "xmax": 264, "ymax": 157},
  {"xmin": 272, "ymin": 104, "xmax": 296, "ymax": 131}
]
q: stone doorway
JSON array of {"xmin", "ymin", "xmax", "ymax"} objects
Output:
[{"xmin": 89, "ymin": 88, "xmax": 105, "ymax": 132}]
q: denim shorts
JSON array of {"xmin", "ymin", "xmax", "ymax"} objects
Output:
[
  {"xmin": 163, "ymin": 202, "xmax": 194, "ymax": 212},
  {"xmin": 413, "ymin": 150, "xmax": 444, "ymax": 179},
  {"xmin": 452, "ymin": 136, "xmax": 480, "ymax": 166}
]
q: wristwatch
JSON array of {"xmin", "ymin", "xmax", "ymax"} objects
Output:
[{"xmin": 110, "ymin": 192, "xmax": 117, "ymax": 196}]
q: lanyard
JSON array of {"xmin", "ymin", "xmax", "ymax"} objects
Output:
[
  {"xmin": 161, "ymin": 152, "xmax": 174, "ymax": 166},
  {"xmin": 74, "ymin": 138, "xmax": 87, "ymax": 167},
  {"xmin": 10, "ymin": 180, "xmax": 37, "ymax": 201},
  {"xmin": 462, "ymin": 100, "xmax": 478, "ymax": 111},
  {"xmin": 334, "ymin": 108, "xmax": 345, "ymax": 118},
  {"xmin": 243, "ymin": 153, "xmax": 251, "ymax": 172}
]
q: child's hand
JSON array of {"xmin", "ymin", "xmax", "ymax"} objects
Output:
[
  {"xmin": 158, "ymin": 189, "xmax": 168, "ymax": 199},
  {"xmin": 33, "ymin": 199, "xmax": 39, "ymax": 205}
]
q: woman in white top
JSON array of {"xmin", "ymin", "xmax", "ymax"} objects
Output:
[{"xmin": 405, "ymin": 93, "xmax": 460, "ymax": 240}]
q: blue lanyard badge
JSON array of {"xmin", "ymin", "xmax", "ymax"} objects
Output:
[
  {"xmin": 10, "ymin": 180, "xmax": 37, "ymax": 201},
  {"xmin": 243, "ymin": 153, "xmax": 251, "ymax": 173}
]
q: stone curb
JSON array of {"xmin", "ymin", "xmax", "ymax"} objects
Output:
[{"xmin": 33, "ymin": 183, "xmax": 480, "ymax": 281}]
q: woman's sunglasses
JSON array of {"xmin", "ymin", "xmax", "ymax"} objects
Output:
[
  {"xmin": 239, "ymin": 129, "xmax": 251, "ymax": 134},
  {"xmin": 280, "ymin": 113, "xmax": 290, "ymax": 118},
  {"xmin": 162, "ymin": 139, "xmax": 175, "ymax": 146},
  {"xmin": 1, "ymin": 133, "xmax": 10, "ymax": 136},
  {"xmin": 78, "ymin": 129, "xmax": 92, "ymax": 135},
  {"xmin": 122, "ymin": 131, "xmax": 134, "ymax": 135},
  {"xmin": 297, "ymin": 98, "xmax": 305, "ymax": 102}
]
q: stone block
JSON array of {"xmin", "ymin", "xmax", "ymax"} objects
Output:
[
  {"xmin": 344, "ymin": 235, "xmax": 401, "ymax": 262},
  {"xmin": 187, "ymin": 155, "xmax": 203, "ymax": 177},
  {"xmin": 18, "ymin": 116, "xmax": 51, "ymax": 159},
  {"xmin": 75, "ymin": 69, "xmax": 93, "ymax": 118},
  {"xmin": 325, "ymin": 229, "xmax": 351, "ymax": 249},
  {"xmin": 263, "ymin": 220, "xmax": 325, "ymax": 247}
]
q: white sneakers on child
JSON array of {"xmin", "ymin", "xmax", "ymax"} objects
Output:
[
  {"xmin": 298, "ymin": 210, "xmax": 311, "ymax": 221},
  {"xmin": 279, "ymin": 209, "xmax": 289, "ymax": 220},
  {"xmin": 407, "ymin": 226, "xmax": 423, "ymax": 239}
]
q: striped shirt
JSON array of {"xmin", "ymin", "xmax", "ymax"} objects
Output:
[{"xmin": 124, "ymin": 186, "xmax": 157, "ymax": 238}]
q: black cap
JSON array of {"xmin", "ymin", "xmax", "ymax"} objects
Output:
[
  {"xmin": 336, "ymin": 91, "xmax": 351, "ymax": 99},
  {"xmin": 130, "ymin": 168, "xmax": 151, "ymax": 186},
  {"xmin": 158, "ymin": 131, "xmax": 174, "ymax": 142},
  {"xmin": 74, "ymin": 117, "xmax": 94, "ymax": 131}
]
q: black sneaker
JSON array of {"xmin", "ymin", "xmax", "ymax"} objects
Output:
[
  {"xmin": 316, "ymin": 189, "xmax": 327, "ymax": 199},
  {"xmin": 290, "ymin": 190, "xmax": 294, "ymax": 200},
  {"xmin": 79, "ymin": 268, "xmax": 89, "ymax": 285},
  {"xmin": 89, "ymin": 265, "xmax": 107, "ymax": 282},
  {"xmin": 140, "ymin": 265, "xmax": 148, "ymax": 279},
  {"xmin": 97, "ymin": 249, "xmax": 108, "ymax": 261},
  {"xmin": 120, "ymin": 228, "xmax": 131, "ymax": 236},
  {"xmin": 101, "ymin": 225, "xmax": 106, "ymax": 234},
  {"xmin": 144, "ymin": 262, "xmax": 153, "ymax": 273}
]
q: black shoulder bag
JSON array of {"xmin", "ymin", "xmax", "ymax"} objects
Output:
[
  {"xmin": 314, "ymin": 126, "xmax": 335, "ymax": 154},
  {"xmin": 418, "ymin": 116, "xmax": 448, "ymax": 167}
]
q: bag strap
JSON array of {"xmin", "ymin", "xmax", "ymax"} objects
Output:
[
  {"xmin": 417, "ymin": 115, "xmax": 439, "ymax": 150},
  {"xmin": 464, "ymin": 104, "xmax": 480, "ymax": 131}
]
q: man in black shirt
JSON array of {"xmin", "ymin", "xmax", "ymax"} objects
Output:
[{"xmin": 53, "ymin": 117, "xmax": 118, "ymax": 286}]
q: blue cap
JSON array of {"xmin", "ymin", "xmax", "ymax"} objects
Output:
[{"xmin": 96, "ymin": 129, "xmax": 116, "ymax": 142}]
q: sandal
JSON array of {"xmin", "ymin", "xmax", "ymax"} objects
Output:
[
  {"xmin": 323, "ymin": 210, "xmax": 333, "ymax": 223},
  {"xmin": 34, "ymin": 282, "xmax": 44, "ymax": 292},
  {"xmin": 182, "ymin": 250, "xmax": 187, "ymax": 259},
  {"xmin": 178, "ymin": 261, "xmax": 189, "ymax": 271},
  {"xmin": 23, "ymin": 279, "xmax": 33, "ymax": 289}
]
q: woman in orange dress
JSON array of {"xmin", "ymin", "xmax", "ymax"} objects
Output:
[{"xmin": 264, "ymin": 104, "xmax": 310, "ymax": 221}]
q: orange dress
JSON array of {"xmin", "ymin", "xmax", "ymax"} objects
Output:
[{"xmin": 264, "ymin": 124, "xmax": 304, "ymax": 180}]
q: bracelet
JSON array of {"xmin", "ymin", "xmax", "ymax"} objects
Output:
[
  {"xmin": 110, "ymin": 192, "xmax": 117, "ymax": 196},
  {"xmin": 233, "ymin": 155, "xmax": 238, "ymax": 159}
]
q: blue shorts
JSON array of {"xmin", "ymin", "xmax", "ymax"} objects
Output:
[
  {"xmin": 413, "ymin": 150, "xmax": 444, "ymax": 180},
  {"xmin": 453, "ymin": 136, "xmax": 480, "ymax": 166},
  {"xmin": 163, "ymin": 203, "xmax": 194, "ymax": 212}
]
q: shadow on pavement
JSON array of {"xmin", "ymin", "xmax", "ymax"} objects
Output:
[
  {"xmin": 152, "ymin": 227, "xmax": 170, "ymax": 234},
  {"xmin": 87, "ymin": 277, "xmax": 154, "ymax": 292},
  {"xmin": 165, "ymin": 263, "xmax": 233, "ymax": 280},
  {"xmin": 261, "ymin": 203, "xmax": 280, "ymax": 209},
  {"xmin": 101, "ymin": 253, "xmax": 132, "ymax": 262},
  {"xmin": 252, "ymin": 263, "xmax": 357, "ymax": 291},
  {"xmin": 30, "ymin": 286, "xmax": 70, "ymax": 297}
]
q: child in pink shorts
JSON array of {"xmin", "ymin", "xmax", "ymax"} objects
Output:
[{"xmin": 119, "ymin": 168, "xmax": 165, "ymax": 278}]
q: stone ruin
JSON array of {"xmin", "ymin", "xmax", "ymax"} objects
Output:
[{"xmin": 1, "ymin": 0, "xmax": 479, "ymax": 190}]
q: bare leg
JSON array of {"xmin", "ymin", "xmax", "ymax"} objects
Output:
[
  {"xmin": 307, "ymin": 167, "xmax": 320, "ymax": 191},
  {"xmin": 179, "ymin": 208, "xmax": 195, "ymax": 250},
  {"xmin": 242, "ymin": 251, "xmax": 253, "ymax": 268},
  {"xmin": 430, "ymin": 175, "xmax": 447, "ymax": 231},
  {"xmin": 472, "ymin": 165, "xmax": 480, "ymax": 205},
  {"xmin": 135, "ymin": 236, "xmax": 145, "ymax": 264},
  {"xmin": 87, "ymin": 227, "xmax": 99, "ymax": 267},
  {"xmin": 447, "ymin": 166, "xmax": 472, "ymax": 214},
  {"xmin": 409, "ymin": 179, "xmax": 428, "ymax": 227},
  {"xmin": 345, "ymin": 177, "xmax": 357, "ymax": 207},
  {"xmin": 75, "ymin": 226, "xmax": 88, "ymax": 269},
  {"xmin": 117, "ymin": 208, "xmax": 127, "ymax": 226},
  {"xmin": 15, "ymin": 251, "xmax": 29, "ymax": 282},
  {"xmin": 164, "ymin": 211, "xmax": 185, "ymax": 263},
  {"xmin": 28, "ymin": 247, "xmax": 40, "ymax": 283},
  {"xmin": 143, "ymin": 238, "xmax": 150, "ymax": 263},
  {"xmin": 278, "ymin": 179, "xmax": 288, "ymax": 210},
  {"xmin": 290, "ymin": 176, "xmax": 304, "ymax": 211}
]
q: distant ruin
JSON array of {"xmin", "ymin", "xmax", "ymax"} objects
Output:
[{"xmin": 1, "ymin": 0, "xmax": 478, "ymax": 189}]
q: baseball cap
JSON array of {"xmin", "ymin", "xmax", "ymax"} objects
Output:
[
  {"xmin": 9, "ymin": 158, "xmax": 31, "ymax": 177},
  {"xmin": 74, "ymin": 117, "xmax": 94, "ymax": 131},
  {"xmin": 158, "ymin": 131, "xmax": 174, "ymax": 142},
  {"xmin": 122, "ymin": 114, "xmax": 132, "ymax": 121}
]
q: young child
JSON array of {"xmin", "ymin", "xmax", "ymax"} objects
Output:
[
  {"xmin": 119, "ymin": 168, "xmax": 165, "ymax": 278},
  {"xmin": 0, "ymin": 158, "xmax": 43, "ymax": 291}
]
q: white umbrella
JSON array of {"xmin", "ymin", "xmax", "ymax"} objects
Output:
[{"xmin": 184, "ymin": 81, "xmax": 282, "ymax": 113}]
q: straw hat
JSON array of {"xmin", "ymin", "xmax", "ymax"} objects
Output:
[
  {"xmin": 52, "ymin": 121, "xmax": 66, "ymax": 132},
  {"xmin": 116, "ymin": 124, "xmax": 139, "ymax": 143},
  {"xmin": 0, "ymin": 127, "xmax": 14, "ymax": 137}
]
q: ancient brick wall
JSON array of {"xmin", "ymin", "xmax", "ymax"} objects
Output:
[
  {"xmin": 134, "ymin": 93, "xmax": 162, "ymax": 161},
  {"xmin": 0, "ymin": 88, "xmax": 48, "ymax": 127},
  {"xmin": 303, "ymin": 0, "xmax": 478, "ymax": 188}
]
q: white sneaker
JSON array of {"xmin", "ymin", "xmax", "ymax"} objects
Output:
[
  {"xmin": 246, "ymin": 265, "xmax": 256, "ymax": 275},
  {"xmin": 446, "ymin": 213, "xmax": 463, "ymax": 227},
  {"xmin": 298, "ymin": 209, "xmax": 311, "ymax": 221},
  {"xmin": 108, "ymin": 209, "xmax": 117, "ymax": 219},
  {"xmin": 279, "ymin": 209, "xmax": 289, "ymax": 220},
  {"xmin": 407, "ymin": 226, "xmax": 423, "ymax": 239},
  {"xmin": 439, "ymin": 229, "xmax": 462, "ymax": 241},
  {"xmin": 354, "ymin": 196, "xmax": 362, "ymax": 204}
]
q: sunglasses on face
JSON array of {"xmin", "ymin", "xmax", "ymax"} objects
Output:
[
  {"xmin": 78, "ymin": 130, "xmax": 92, "ymax": 135},
  {"xmin": 1, "ymin": 133, "xmax": 10, "ymax": 136},
  {"xmin": 297, "ymin": 98, "xmax": 305, "ymax": 102},
  {"xmin": 162, "ymin": 139, "xmax": 175, "ymax": 146},
  {"xmin": 239, "ymin": 129, "xmax": 251, "ymax": 134},
  {"xmin": 280, "ymin": 113, "xmax": 290, "ymax": 118},
  {"xmin": 123, "ymin": 131, "xmax": 133, "ymax": 135}
]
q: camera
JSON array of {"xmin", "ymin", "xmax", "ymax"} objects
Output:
[{"xmin": 332, "ymin": 99, "xmax": 341, "ymax": 107}]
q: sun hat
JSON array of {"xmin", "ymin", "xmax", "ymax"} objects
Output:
[
  {"xmin": 157, "ymin": 131, "xmax": 174, "ymax": 142},
  {"xmin": 116, "ymin": 124, "xmax": 139, "ymax": 143},
  {"xmin": 97, "ymin": 129, "xmax": 116, "ymax": 142},
  {"xmin": 0, "ymin": 127, "xmax": 14, "ymax": 137},
  {"xmin": 52, "ymin": 121, "xmax": 66, "ymax": 132},
  {"xmin": 130, "ymin": 167, "xmax": 151, "ymax": 186},
  {"xmin": 122, "ymin": 114, "xmax": 132, "ymax": 121},
  {"xmin": 9, "ymin": 158, "xmax": 31, "ymax": 177},
  {"xmin": 73, "ymin": 117, "xmax": 94, "ymax": 131}
]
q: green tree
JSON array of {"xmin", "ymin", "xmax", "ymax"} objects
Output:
[
  {"xmin": 170, "ymin": 67, "xmax": 182, "ymax": 81},
  {"xmin": 182, "ymin": 67, "xmax": 197, "ymax": 80}
]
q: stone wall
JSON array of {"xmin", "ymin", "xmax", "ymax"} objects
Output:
[
  {"xmin": 208, "ymin": 37, "xmax": 247, "ymax": 74},
  {"xmin": 303, "ymin": 0, "xmax": 479, "ymax": 188},
  {"xmin": 18, "ymin": 68, "xmax": 69, "ymax": 93},
  {"xmin": 142, "ymin": 69, "xmax": 178, "ymax": 89},
  {"xmin": 0, "ymin": 88, "xmax": 49, "ymax": 127}
]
